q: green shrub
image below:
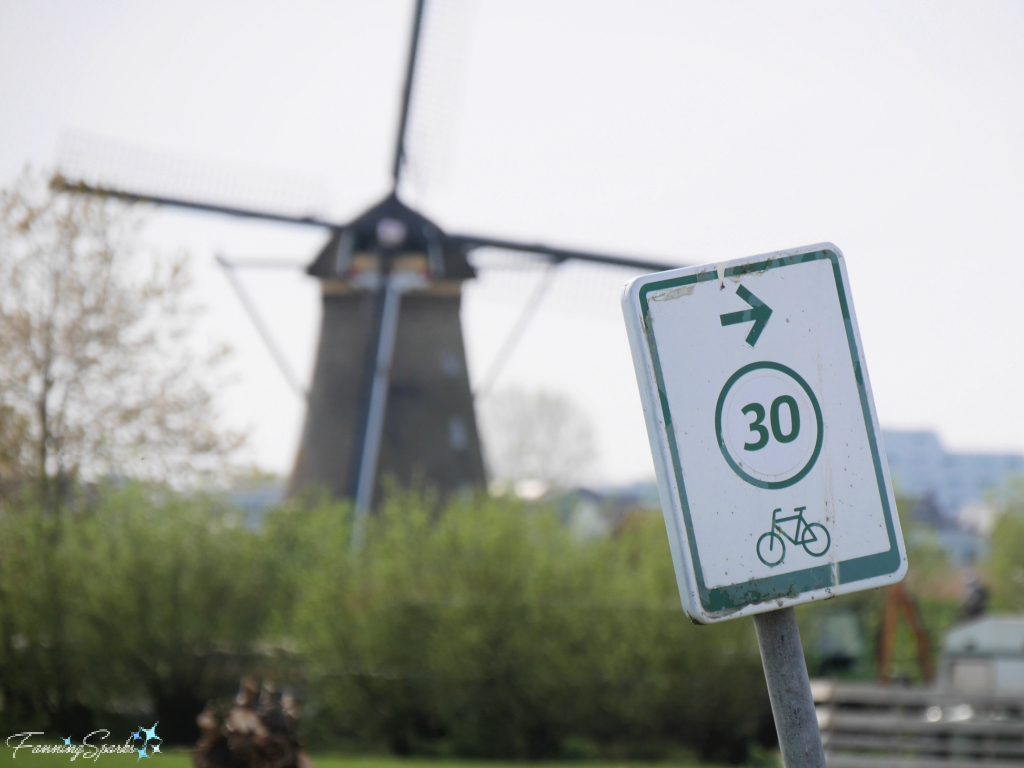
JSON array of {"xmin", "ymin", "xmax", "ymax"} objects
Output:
[
  {"xmin": 0, "ymin": 485, "xmax": 776, "ymax": 763},
  {"xmin": 984, "ymin": 479, "xmax": 1024, "ymax": 612},
  {"xmin": 271, "ymin": 493, "xmax": 773, "ymax": 763},
  {"xmin": 0, "ymin": 485, "xmax": 272, "ymax": 742}
]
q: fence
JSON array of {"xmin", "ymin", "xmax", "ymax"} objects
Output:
[{"xmin": 812, "ymin": 680, "xmax": 1024, "ymax": 768}]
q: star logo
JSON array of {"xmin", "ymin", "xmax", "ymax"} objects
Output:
[
  {"xmin": 63, "ymin": 736, "xmax": 72, "ymax": 746},
  {"xmin": 134, "ymin": 722, "xmax": 161, "ymax": 760}
]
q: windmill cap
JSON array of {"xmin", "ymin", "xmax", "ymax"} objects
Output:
[{"xmin": 307, "ymin": 193, "xmax": 474, "ymax": 280}]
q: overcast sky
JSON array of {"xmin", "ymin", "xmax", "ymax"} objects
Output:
[{"xmin": 2, "ymin": 0, "xmax": 1023, "ymax": 485}]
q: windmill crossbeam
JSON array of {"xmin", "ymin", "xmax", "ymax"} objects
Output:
[
  {"xmin": 450, "ymin": 234, "xmax": 679, "ymax": 273},
  {"xmin": 51, "ymin": 175, "xmax": 340, "ymax": 230}
]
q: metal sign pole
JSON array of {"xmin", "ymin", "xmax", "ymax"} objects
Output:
[
  {"xmin": 753, "ymin": 608, "xmax": 826, "ymax": 768},
  {"xmin": 622, "ymin": 246, "xmax": 905, "ymax": 765}
]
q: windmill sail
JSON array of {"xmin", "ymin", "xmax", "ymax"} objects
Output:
[{"xmin": 51, "ymin": 0, "xmax": 681, "ymax": 523}]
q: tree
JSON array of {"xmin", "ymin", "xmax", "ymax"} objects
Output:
[
  {"xmin": 281, "ymin": 492, "xmax": 773, "ymax": 762},
  {"xmin": 477, "ymin": 387, "xmax": 597, "ymax": 494},
  {"xmin": 0, "ymin": 484, "xmax": 274, "ymax": 741},
  {"xmin": 72, "ymin": 485, "xmax": 273, "ymax": 744},
  {"xmin": 0, "ymin": 168, "xmax": 239, "ymax": 496},
  {"xmin": 0, "ymin": 169, "xmax": 245, "ymax": 737},
  {"xmin": 983, "ymin": 478, "xmax": 1024, "ymax": 612}
]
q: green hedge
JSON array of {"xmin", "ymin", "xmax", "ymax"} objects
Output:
[
  {"xmin": 0, "ymin": 486, "xmax": 272, "ymax": 743},
  {"xmin": 268, "ymin": 492, "xmax": 774, "ymax": 763},
  {"xmin": 0, "ymin": 486, "xmax": 775, "ymax": 764}
]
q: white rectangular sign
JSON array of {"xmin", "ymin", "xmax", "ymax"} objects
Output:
[{"xmin": 622, "ymin": 244, "xmax": 906, "ymax": 624}]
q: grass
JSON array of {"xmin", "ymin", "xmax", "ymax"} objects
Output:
[
  {"xmin": 308, "ymin": 760, "xmax": 729, "ymax": 768},
  {"xmin": 9, "ymin": 752, "xmax": 740, "ymax": 768}
]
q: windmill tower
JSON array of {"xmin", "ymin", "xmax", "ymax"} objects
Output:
[
  {"xmin": 53, "ymin": 0, "xmax": 677, "ymax": 529},
  {"xmin": 293, "ymin": 193, "xmax": 485, "ymax": 511}
]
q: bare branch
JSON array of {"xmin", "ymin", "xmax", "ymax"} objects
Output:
[{"xmin": 0, "ymin": 167, "xmax": 242, "ymax": 494}]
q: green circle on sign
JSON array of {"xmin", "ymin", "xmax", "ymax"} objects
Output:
[{"xmin": 715, "ymin": 361, "xmax": 823, "ymax": 490}]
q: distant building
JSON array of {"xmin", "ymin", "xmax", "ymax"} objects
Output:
[
  {"xmin": 230, "ymin": 478, "xmax": 285, "ymax": 529},
  {"xmin": 941, "ymin": 616, "xmax": 1024, "ymax": 694},
  {"xmin": 882, "ymin": 430, "xmax": 1024, "ymax": 521},
  {"xmin": 557, "ymin": 481, "xmax": 661, "ymax": 540}
]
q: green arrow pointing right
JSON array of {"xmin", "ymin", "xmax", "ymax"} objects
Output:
[{"xmin": 720, "ymin": 285, "xmax": 773, "ymax": 347}]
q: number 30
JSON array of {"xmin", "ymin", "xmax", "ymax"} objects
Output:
[{"xmin": 741, "ymin": 396, "xmax": 800, "ymax": 451}]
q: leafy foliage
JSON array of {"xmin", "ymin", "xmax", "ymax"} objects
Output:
[
  {"xmin": 0, "ymin": 486, "xmax": 776, "ymax": 763},
  {"xmin": 0, "ymin": 485, "xmax": 272, "ymax": 741},
  {"xmin": 271, "ymin": 493, "xmax": 774, "ymax": 764},
  {"xmin": 983, "ymin": 478, "xmax": 1024, "ymax": 612}
]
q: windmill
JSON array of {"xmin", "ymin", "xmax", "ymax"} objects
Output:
[{"xmin": 52, "ymin": 0, "xmax": 677, "ymax": 539}]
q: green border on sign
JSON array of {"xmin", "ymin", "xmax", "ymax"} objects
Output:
[
  {"xmin": 714, "ymin": 361, "xmax": 824, "ymax": 490},
  {"xmin": 638, "ymin": 249, "xmax": 901, "ymax": 615}
]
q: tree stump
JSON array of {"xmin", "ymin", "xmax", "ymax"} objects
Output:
[{"xmin": 192, "ymin": 679, "xmax": 312, "ymax": 768}]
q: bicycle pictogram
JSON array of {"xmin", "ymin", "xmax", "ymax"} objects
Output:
[{"xmin": 756, "ymin": 506, "xmax": 830, "ymax": 567}]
